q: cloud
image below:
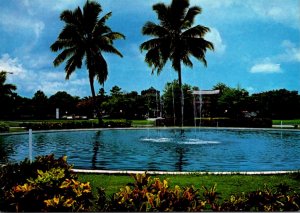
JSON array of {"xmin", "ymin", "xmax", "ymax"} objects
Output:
[
  {"xmin": 194, "ymin": 0, "xmax": 300, "ymax": 30},
  {"xmin": 278, "ymin": 40, "xmax": 300, "ymax": 63},
  {"xmin": 0, "ymin": 54, "xmax": 90, "ymax": 97},
  {"xmin": 249, "ymin": 0, "xmax": 300, "ymax": 29},
  {"xmin": 204, "ymin": 28, "xmax": 226, "ymax": 54},
  {"xmin": 0, "ymin": 54, "xmax": 28, "ymax": 77},
  {"xmin": 22, "ymin": 0, "xmax": 84, "ymax": 12},
  {"xmin": 0, "ymin": 11, "xmax": 44, "ymax": 38},
  {"xmin": 250, "ymin": 62, "xmax": 281, "ymax": 73}
]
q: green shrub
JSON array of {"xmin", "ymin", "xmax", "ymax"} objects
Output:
[
  {"xmin": 21, "ymin": 120, "xmax": 132, "ymax": 130},
  {"xmin": 96, "ymin": 173, "xmax": 300, "ymax": 212},
  {"xmin": 0, "ymin": 122, "xmax": 9, "ymax": 132},
  {"xmin": 97, "ymin": 173, "xmax": 219, "ymax": 212},
  {"xmin": 221, "ymin": 183, "xmax": 300, "ymax": 211},
  {"xmin": 21, "ymin": 121, "xmax": 97, "ymax": 130},
  {"xmin": 0, "ymin": 154, "xmax": 93, "ymax": 212}
]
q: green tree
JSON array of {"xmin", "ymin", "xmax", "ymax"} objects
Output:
[
  {"xmin": 50, "ymin": 0, "xmax": 125, "ymax": 123},
  {"xmin": 49, "ymin": 91, "xmax": 79, "ymax": 118},
  {"xmin": 0, "ymin": 71, "xmax": 16, "ymax": 98},
  {"xmin": 141, "ymin": 87, "xmax": 160, "ymax": 118},
  {"xmin": 140, "ymin": 0, "xmax": 214, "ymax": 126},
  {"xmin": 0, "ymin": 71, "xmax": 17, "ymax": 119},
  {"xmin": 213, "ymin": 84, "xmax": 249, "ymax": 118},
  {"xmin": 162, "ymin": 80, "xmax": 194, "ymax": 126},
  {"xmin": 32, "ymin": 90, "xmax": 49, "ymax": 119}
]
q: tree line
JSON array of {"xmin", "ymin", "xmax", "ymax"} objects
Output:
[{"xmin": 1, "ymin": 71, "xmax": 299, "ymax": 121}]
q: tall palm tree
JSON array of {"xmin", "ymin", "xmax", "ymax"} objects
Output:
[
  {"xmin": 140, "ymin": 0, "xmax": 214, "ymax": 127},
  {"xmin": 51, "ymin": 0, "xmax": 125, "ymax": 122},
  {"xmin": 0, "ymin": 71, "xmax": 16, "ymax": 98}
]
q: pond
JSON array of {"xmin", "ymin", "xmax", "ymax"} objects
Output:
[{"xmin": 0, "ymin": 128, "xmax": 299, "ymax": 172}]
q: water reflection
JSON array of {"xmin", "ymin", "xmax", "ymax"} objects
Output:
[
  {"xmin": 174, "ymin": 147, "xmax": 187, "ymax": 171},
  {"xmin": 0, "ymin": 137, "xmax": 8, "ymax": 163},
  {"xmin": 91, "ymin": 131, "xmax": 101, "ymax": 169}
]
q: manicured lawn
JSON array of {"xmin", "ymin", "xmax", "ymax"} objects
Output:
[
  {"xmin": 131, "ymin": 119, "xmax": 155, "ymax": 126},
  {"xmin": 1, "ymin": 119, "xmax": 155, "ymax": 131},
  {"xmin": 78, "ymin": 173, "xmax": 300, "ymax": 201},
  {"xmin": 273, "ymin": 119, "xmax": 300, "ymax": 125}
]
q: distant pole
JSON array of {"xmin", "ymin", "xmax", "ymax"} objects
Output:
[
  {"xmin": 56, "ymin": 108, "xmax": 59, "ymax": 119},
  {"xmin": 29, "ymin": 129, "xmax": 33, "ymax": 163}
]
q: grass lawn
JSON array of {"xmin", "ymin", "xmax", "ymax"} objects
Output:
[
  {"xmin": 3, "ymin": 119, "xmax": 300, "ymax": 129},
  {"xmin": 1, "ymin": 119, "xmax": 155, "ymax": 131},
  {"xmin": 78, "ymin": 173, "xmax": 300, "ymax": 201},
  {"xmin": 273, "ymin": 119, "xmax": 300, "ymax": 125}
]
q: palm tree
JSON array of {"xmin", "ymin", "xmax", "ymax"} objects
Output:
[
  {"xmin": 0, "ymin": 71, "xmax": 16, "ymax": 98},
  {"xmin": 140, "ymin": 0, "xmax": 214, "ymax": 127},
  {"xmin": 51, "ymin": 0, "xmax": 125, "ymax": 122}
]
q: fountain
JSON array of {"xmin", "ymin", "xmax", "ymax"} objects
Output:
[
  {"xmin": 191, "ymin": 89, "xmax": 220, "ymax": 127},
  {"xmin": 2, "ymin": 128, "xmax": 299, "ymax": 172}
]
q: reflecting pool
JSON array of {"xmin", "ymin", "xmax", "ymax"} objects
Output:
[{"xmin": 0, "ymin": 128, "xmax": 299, "ymax": 172}]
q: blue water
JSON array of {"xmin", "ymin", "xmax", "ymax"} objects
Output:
[{"xmin": 0, "ymin": 128, "xmax": 299, "ymax": 172}]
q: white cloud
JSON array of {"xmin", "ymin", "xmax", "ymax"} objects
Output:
[
  {"xmin": 194, "ymin": 0, "xmax": 300, "ymax": 30},
  {"xmin": 278, "ymin": 40, "xmax": 300, "ymax": 62},
  {"xmin": 0, "ymin": 54, "xmax": 27, "ymax": 77},
  {"xmin": 250, "ymin": 62, "xmax": 281, "ymax": 73},
  {"xmin": 22, "ymin": 0, "xmax": 84, "ymax": 12},
  {"xmin": 0, "ymin": 11, "xmax": 44, "ymax": 38},
  {"xmin": 0, "ymin": 54, "xmax": 90, "ymax": 97},
  {"xmin": 204, "ymin": 28, "xmax": 226, "ymax": 54},
  {"xmin": 250, "ymin": 0, "xmax": 300, "ymax": 29}
]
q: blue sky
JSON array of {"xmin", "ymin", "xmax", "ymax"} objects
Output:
[{"xmin": 0, "ymin": 0, "xmax": 299, "ymax": 98}]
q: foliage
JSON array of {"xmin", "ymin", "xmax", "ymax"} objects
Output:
[
  {"xmin": 94, "ymin": 173, "xmax": 300, "ymax": 212},
  {"xmin": 0, "ymin": 154, "xmax": 93, "ymax": 212},
  {"xmin": 0, "ymin": 71, "xmax": 17, "ymax": 119},
  {"xmin": 140, "ymin": 0, "xmax": 214, "ymax": 127},
  {"xmin": 21, "ymin": 121, "xmax": 97, "ymax": 130},
  {"xmin": 102, "ymin": 120, "xmax": 132, "ymax": 128},
  {"xmin": 162, "ymin": 80, "xmax": 195, "ymax": 126},
  {"xmin": 0, "ymin": 122, "xmax": 9, "ymax": 132},
  {"xmin": 97, "ymin": 173, "xmax": 220, "ymax": 211},
  {"xmin": 21, "ymin": 119, "xmax": 131, "ymax": 130},
  {"xmin": 0, "ymin": 71, "xmax": 16, "ymax": 98},
  {"xmin": 198, "ymin": 117, "xmax": 272, "ymax": 128},
  {"xmin": 51, "ymin": 0, "xmax": 125, "ymax": 122},
  {"xmin": 2, "ymin": 81, "xmax": 300, "ymax": 125},
  {"xmin": 251, "ymin": 89, "xmax": 300, "ymax": 119},
  {"xmin": 221, "ymin": 184, "xmax": 300, "ymax": 211}
]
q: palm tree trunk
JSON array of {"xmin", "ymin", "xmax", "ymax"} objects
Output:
[
  {"xmin": 89, "ymin": 77, "xmax": 102, "ymax": 125},
  {"xmin": 177, "ymin": 64, "xmax": 184, "ymax": 128}
]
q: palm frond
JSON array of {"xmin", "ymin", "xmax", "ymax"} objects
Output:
[
  {"xmin": 104, "ymin": 32, "xmax": 125, "ymax": 41},
  {"xmin": 83, "ymin": 0, "xmax": 101, "ymax": 33},
  {"xmin": 142, "ymin": 22, "xmax": 169, "ymax": 37},
  {"xmin": 182, "ymin": 55, "xmax": 193, "ymax": 68},
  {"xmin": 94, "ymin": 54, "xmax": 108, "ymax": 85},
  {"xmin": 182, "ymin": 6, "xmax": 201, "ymax": 29},
  {"xmin": 170, "ymin": 0, "xmax": 189, "ymax": 28},
  {"xmin": 60, "ymin": 10, "xmax": 75, "ymax": 24},
  {"xmin": 181, "ymin": 25, "xmax": 210, "ymax": 38},
  {"xmin": 100, "ymin": 44, "xmax": 123, "ymax": 57},
  {"xmin": 53, "ymin": 47, "xmax": 76, "ymax": 67},
  {"xmin": 65, "ymin": 53, "xmax": 84, "ymax": 79},
  {"xmin": 144, "ymin": 47, "xmax": 165, "ymax": 74},
  {"xmin": 153, "ymin": 3, "xmax": 169, "ymax": 23},
  {"xmin": 140, "ymin": 38, "xmax": 162, "ymax": 52},
  {"xmin": 98, "ymin": 12, "xmax": 112, "ymax": 25}
]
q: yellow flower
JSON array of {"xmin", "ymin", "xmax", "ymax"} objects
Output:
[{"xmin": 63, "ymin": 198, "xmax": 75, "ymax": 207}]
